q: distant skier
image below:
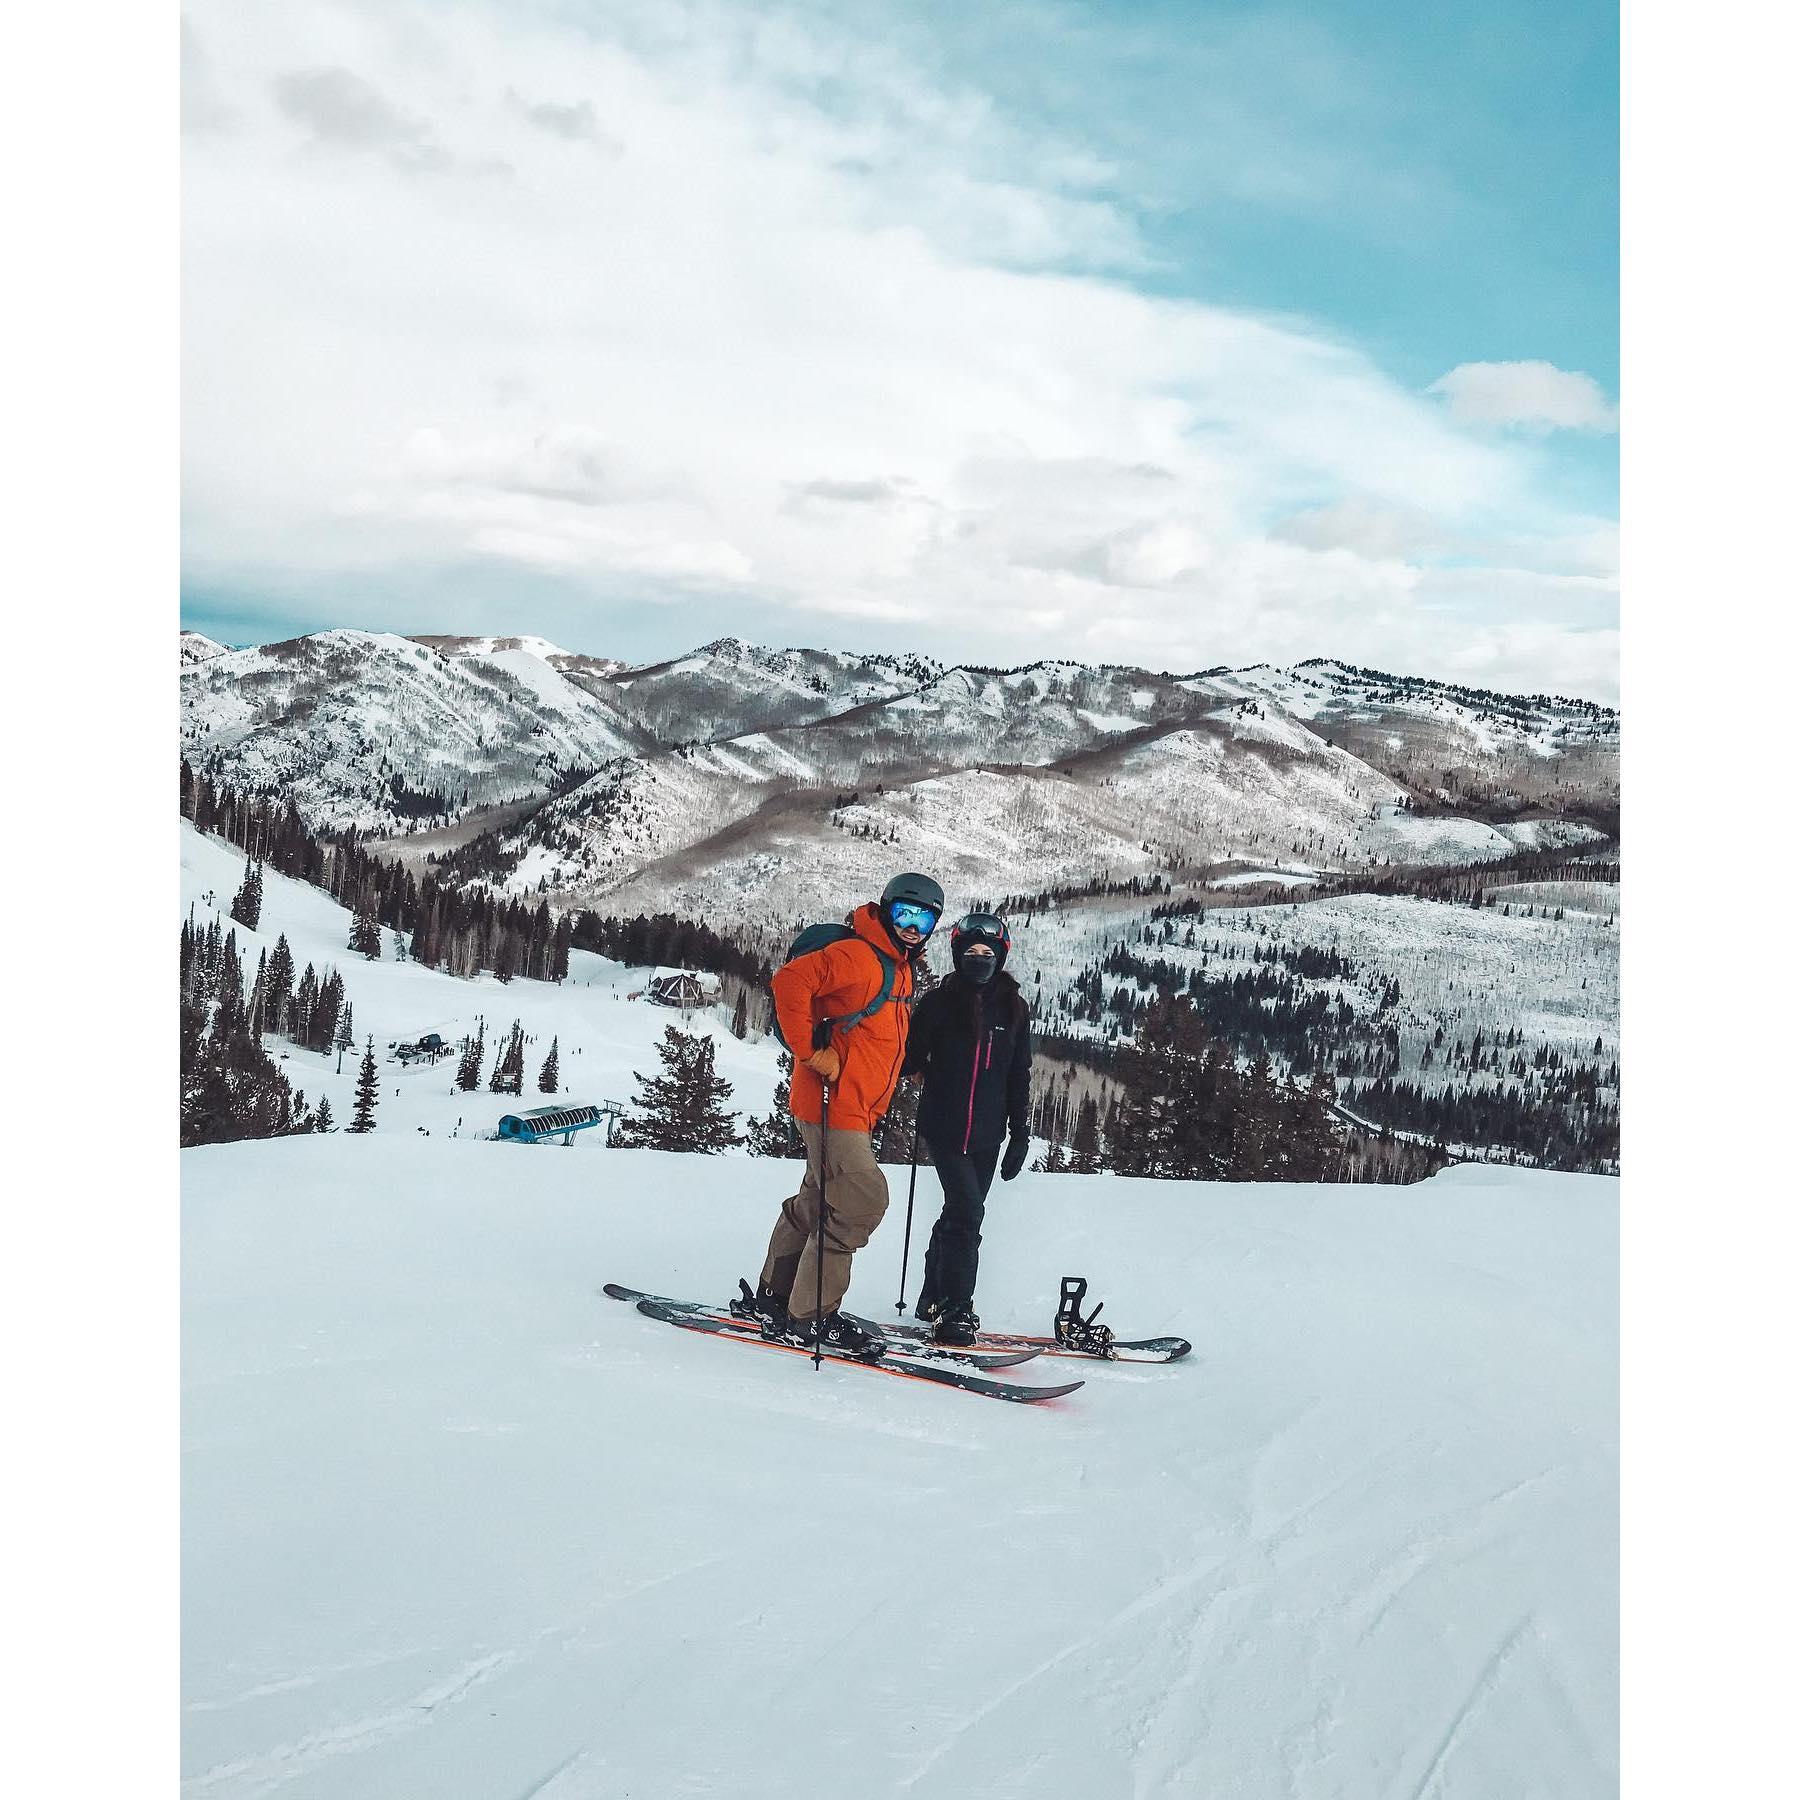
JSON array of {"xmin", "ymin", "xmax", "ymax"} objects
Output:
[
  {"xmin": 732, "ymin": 872, "xmax": 944, "ymax": 1356},
  {"xmin": 900, "ymin": 913, "xmax": 1032, "ymax": 1345}
]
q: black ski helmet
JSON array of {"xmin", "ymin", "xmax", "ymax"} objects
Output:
[
  {"xmin": 879, "ymin": 871, "xmax": 944, "ymax": 918},
  {"xmin": 877, "ymin": 871, "xmax": 944, "ymax": 952},
  {"xmin": 950, "ymin": 912, "xmax": 1010, "ymax": 973}
]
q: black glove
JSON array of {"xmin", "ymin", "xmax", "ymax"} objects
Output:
[{"xmin": 1000, "ymin": 1131, "xmax": 1029, "ymax": 1181}]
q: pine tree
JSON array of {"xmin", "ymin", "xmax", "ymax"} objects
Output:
[
  {"xmin": 349, "ymin": 900, "xmax": 381, "ymax": 960},
  {"xmin": 615, "ymin": 1027, "xmax": 742, "ymax": 1153},
  {"xmin": 1232, "ymin": 1052, "xmax": 1281, "ymax": 1179},
  {"xmin": 348, "ymin": 1037, "xmax": 380, "ymax": 1133},
  {"xmin": 179, "ymin": 922, "xmax": 305, "ymax": 1146},
  {"xmin": 744, "ymin": 1052, "xmax": 804, "ymax": 1158},
  {"xmin": 489, "ymin": 1021, "xmax": 525, "ymax": 1095},
  {"xmin": 247, "ymin": 947, "xmax": 269, "ymax": 1039},
  {"xmin": 729, "ymin": 989, "xmax": 750, "ymax": 1040},
  {"xmin": 314, "ymin": 1096, "xmax": 335, "ymax": 1133},
  {"xmin": 310, "ymin": 969, "xmax": 342, "ymax": 1054},
  {"xmin": 1289, "ymin": 1071, "xmax": 1343, "ymax": 1181},
  {"xmin": 537, "ymin": 1036, "xmax": 560, "ymax": 1094},
  {"xmin": 1067, "ymin": 1094, "xmax": 1104, "ymax": 1174},
  {"xmin": 871, "ymin": 1061, "xmax": 921, "ymax": 1164},
  {"xmin": 266, "ymin": 934, "xmax": 295, "ymax": 1035},
  {"xmin": 335, "ymin": 1000, "xmax": 354, "ymax": 1072},
  {"xmin": 1106, "ymin": 992, "xmax": 1191, "ymax": 1176},
  {"xmin": 230, "ymin": 859, "xmax": 263, "ymax": 931},
  {"xmin": 456, "ymin": 1023, "xmax": 485, "ymax": 1092}
]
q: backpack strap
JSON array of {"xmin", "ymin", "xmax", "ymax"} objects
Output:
[{"xmin": 814, "ymin": 942, "xmax": 898, "ymax": 1050}]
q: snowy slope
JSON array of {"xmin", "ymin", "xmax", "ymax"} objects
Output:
[
  {"xmin": 1192, "ymin": 659, "xmax": 1616, "ymax": 757},
  {"xmin": 532, "ymin": 712, "xmax": 1520, "ymax": 928},
  {"xmin": 180, "ymin": 631, "xmax": 649, "ymax": 835},
  {"xmin": 183, "ymin": 1140, "xmax": 1617, "ymax": 1799},
  {"xmin": 1190, "ymin": 661, "xmax": 1619, "ymax": 809},
  {"xmin": 601, "ymin": 636, "xmax": 941, "ymax": 741},
  {"xmin": 182, "ymin": 630, "xmax": 230, "ymax": 667},
  {"xmin": 180, "ymin": 823, "xmax": 789, "ymax": 1139},
  {"xmin": 1002, "ymin": 880, "xmax": 1618, "ymax": 1133}
]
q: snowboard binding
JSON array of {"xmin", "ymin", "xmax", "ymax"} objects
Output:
[{"xmin": 1054, "ymin": 1276, "xmax": 1116, "ymax": 1358}]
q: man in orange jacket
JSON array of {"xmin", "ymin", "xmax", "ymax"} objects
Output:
[{"xmin": 731, "ymin": 872, "xmax": 944, "ymax": 1357}]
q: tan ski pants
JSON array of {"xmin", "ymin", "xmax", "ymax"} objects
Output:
[{"xmin": 759, "ymin": 1120, "xmax": 890, "ymax": 1321}]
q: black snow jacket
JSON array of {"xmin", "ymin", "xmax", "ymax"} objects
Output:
[{"xmin": 903, "ymin": 971, "xmax": 1032, "ymax": 1155}]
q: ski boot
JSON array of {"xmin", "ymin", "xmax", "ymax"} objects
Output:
[
  {"xmin": 913, "ymin": 1294, "xmax": 945, "ymax": 1324},
  {"xmin": 789, "ymin": 1310, "xmax": 887, "ymax": 1361},
  {"xmin": 730, "ymin": 1278, "xmax": 790, "ymax": 1340},
  {"xmin": 932, "ymin": 1303, "xmax": 980, "ymax": 1348},
  {"xmin": 1053, "ymin": 1276, "xmax": 1116, "ymax": 1358}
]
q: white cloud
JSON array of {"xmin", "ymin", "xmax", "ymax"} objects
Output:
[
  {"xmin": 1429, "ymin": 360, "xmax": 1619, "ymax": 433},
  {"xmin": 1272, "ymin": 498, "xmax": 1446, "ymax": 560},
  {"xmin": 181, "ymin": 1, "xmax": 1617, "ymax": 698},
  {"xmin": 181, "ymin": 17, "xmax": 234, "ymax": 136}
]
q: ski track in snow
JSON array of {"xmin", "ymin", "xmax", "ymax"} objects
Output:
[
  {"xmin": 185, "ymin": 1554, "xmax": 732, "ymax": 1800},
  {"xmin": 1403, "ymin": 1614, "xmax": 1538, "ymax": 1799},
  {"xmin": 184, "ymin": 1651, "xmax": 516, "ymax": 1798}
]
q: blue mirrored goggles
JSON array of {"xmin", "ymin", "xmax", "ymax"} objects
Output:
[{"xmin": 887, "ymin": 901, "xmax": 939, "ymax": 935}]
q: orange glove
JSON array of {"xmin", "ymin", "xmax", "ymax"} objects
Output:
[{"xmin": 806, "ymin": 1046, "xmax": 841, "ymax": 1082}]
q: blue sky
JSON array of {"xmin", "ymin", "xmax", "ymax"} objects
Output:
[
  {"xmin": 181, "ymin": 0, "xmax": 1617, "ymax": 696},
  {"xmin": 817, "ymin": 0, "xmax": 1617, "ymax": 381}
]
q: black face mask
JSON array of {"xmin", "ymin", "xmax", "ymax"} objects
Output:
[{"xmin": 960, "ymin": 956, "xmax": 998, "ymax": 986}]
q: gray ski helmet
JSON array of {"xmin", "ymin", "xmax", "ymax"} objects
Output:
[{"xmin": 880, "ymin": 871, "xmax": 944, "ymax": 915}]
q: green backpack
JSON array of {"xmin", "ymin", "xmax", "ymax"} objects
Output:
[{"xmin": 772, "ymin": 924, "xmax": 899, "ymax": 1054}]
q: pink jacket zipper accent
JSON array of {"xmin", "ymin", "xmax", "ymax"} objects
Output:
[{"xmin": 963, "ymin": 1023, "xmax": 985, "ymax": 1151}]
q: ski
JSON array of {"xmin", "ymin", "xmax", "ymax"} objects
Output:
[
  {"xmin": 629, "ymin": 1300, "xmax": 1085, "ymax": 1405},
  {"xmin": 600, "ymin": 1284, "xmax": 1043, "ymax": 1369},
  {"xmin": 861, "ymin": 1316, "xmax": 1193, "ymax": 1363}
]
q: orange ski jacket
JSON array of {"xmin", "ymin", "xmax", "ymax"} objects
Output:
[{"xmin": 774, "ymin": 902, "xmax": 918, "ymax": 1133}]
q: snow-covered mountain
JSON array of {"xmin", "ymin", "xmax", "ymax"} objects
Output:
[
  {"xmin": 1190, "ymin": 659, "xmax": 1619, "ymax": 811},
  {"xmin": 604, "ymin": 635, "xmax": 943, "ymax": 742},
  {"xmin": 181, "ymin": 629, "xmax": 229, "ymax": 667},
  {"xmin": 180, "ymin": 627, "xmax": 1618, "ymax": 910},
  {"xmin": 180, "ymin": 629, "xmax": 650, "ymax": 832},
  {"xmin": 488, "ymin": 685, "xmax": 1610, "ymax": 927},
  {"xmin": 411, "ymin": 633, "xmax": 634, "ymax": 686}
]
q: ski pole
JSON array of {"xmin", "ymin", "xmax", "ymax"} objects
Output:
[
  {"xmin": 814, "ymin": 1079, "xmax": 830, "ymax": 1369},
  {"xmin": 895, "ymin": 1122, "xmax": 920, "ymax": 1315}
]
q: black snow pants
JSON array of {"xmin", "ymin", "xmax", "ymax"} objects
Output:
[{"xmin": 917, "ymin": 1139, "xmax": 1002, "ymax": 1314}]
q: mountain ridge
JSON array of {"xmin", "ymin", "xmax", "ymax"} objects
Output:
[{"xmin": 180, "ymin": 627, "xmax": 1618, "ymax": 920}]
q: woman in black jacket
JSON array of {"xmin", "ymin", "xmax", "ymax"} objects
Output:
[{"xmin": 901, "ymin": 913, "xmax": 1033, "ymax": 1345}]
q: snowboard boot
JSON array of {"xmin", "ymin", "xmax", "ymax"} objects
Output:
[
  {"xmin": 789, "ymin": 1310, "xmax": 887, "ymax": 1361},
  {"xmin": 730, "ymin": 1278, "xmax": 790, "ymax": 1340},
  {"xmin": 932, "ymin": 1303, "xmax": 980, "ymax": 1348}
]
